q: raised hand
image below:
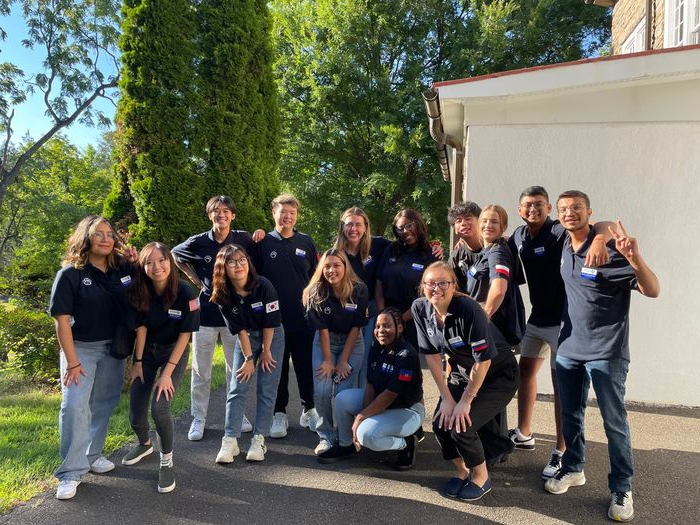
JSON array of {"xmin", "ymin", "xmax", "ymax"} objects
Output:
[{"xmin": 608, "ymin": 221, "xmax": 639, "ymax": 261}]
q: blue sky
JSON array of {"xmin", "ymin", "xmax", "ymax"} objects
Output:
[{"xmin": 0, "ymin": 10, "xmax": 117, "ymax": 149}]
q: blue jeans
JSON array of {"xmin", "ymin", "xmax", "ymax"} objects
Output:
[
  {"xmin": 358, "ymin": 299, "xmax": 378, "ymax": 388},
  {"xmin": 335, "ymin": 388, "xmax": 425, "ymax": 450},
  {"xmin": 56, "ymin": 340, "xmax": 126, "ymax": 481},
  {"xmin": 556, "ymin": 355, "xmax": 634, "ymax": 492},
  {"xmin": 312, "ymin": 331, "xmax": 364, "ymax": 444},
  {"xmin": 224, "ymin": 326, "xmax": 285, "ymax": 437}
]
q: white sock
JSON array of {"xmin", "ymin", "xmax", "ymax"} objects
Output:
[{"xmin": 160, "ymin": 451, "xmax": 173, "ymax": 468}]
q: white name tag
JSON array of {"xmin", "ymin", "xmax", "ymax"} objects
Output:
[
  {"xmin": 411, "ymin": 263, "xmax": 424, "ymax": 271},
  {"xmin": 168, "ymin": 309, "xmax": 182, "ymax": 319},
  {"xmin": 580, "ymin": 267, "xmax": 597, "ymax": 281},
  {"xmin": 295, "ymin": 248, "xmax": 306, "ymax": 257},
  {"xmin": 344, "ymin": 303, "xmax": 358, "ymax": 311},
  {"xmin": 448, "ymin": 336, "xmax": 465, "ymax": 348},
  {"xmin": 251, "ymin": 301, "xmax": 264, "ymax": 311},
  {"xmin": 120, "ymin": 275, "xmax": 132, "ymax": 286},
  {"xmin": 534, "ymin": 246, "xmax": 546, "ymax": 256},
  {"xmin": 468, "ymin": 266, "xmax": 477, "ymax": 276}
]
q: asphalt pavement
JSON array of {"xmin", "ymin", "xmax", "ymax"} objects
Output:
[{"xmin": 3, "ymin": 365, "xmax": 699, "ymax": 525}]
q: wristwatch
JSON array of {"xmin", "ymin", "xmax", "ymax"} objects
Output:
[{"xmin": 243, "ymin": 354, "xmax": 254, "ymax": 363}]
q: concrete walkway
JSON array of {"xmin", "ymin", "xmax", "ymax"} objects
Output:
[{"xmin": 3, "ymin": 367, "xmax": 699, "ymax": 525}]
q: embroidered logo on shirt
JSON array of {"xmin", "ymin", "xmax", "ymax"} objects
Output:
[
  {"xmin": 495, "ymin": 264, "xmax": 510, "ymax": 277},
  {"xmin": 471, "ymin": 339, "xmax": 488, "ymax": 352},
  {"xmin": 168, "ymin": 309, "xmax": 182, "ymax": 319},
  {"xmin": 265, "ymin": 300, "xmax": 279, "ymax": 313},
  {"xmin": 251, "ymin": 302, "xmax": 264, "ymax": 312},
  {"xmin": 82, "ymin": 277, "xmax": 92, "ymax": 286},
  {"xmin": 363, "ymin": 255, "xmax": 373, "ymax": 266},
  {"xmin": 189, "ymin": 298, "xmax": 200, "ymax": 311},
  {"xmin": 204, "ymin": 255, "xmax": 212, "ymax": 263},
  {"xmin": 398, "ymin": 369, "xmax": 413, "ymax": 382},
  {"xmin": 411, "ymin": 263, "xmax": 424, "ymax": 271},
  {"xmin": 389, "ymin": 257, "xmax": 397, "ymax": 264},
  {"xmin": 427, "ymin": 327, "xmax": 434, "ymax": 337},
  {"xmin": 344, "ymin": 303, "xmax": 358, "ymax": 311},
  {"xmin": 295, "ymin": 248, "xmax": 306, "ymax": 257},
  {"xmin": 120, "ymin": 275, "xmax": 132, "ymax": 287},
  {"xmin": 534, "ymin": 246, "xmax": 546, "ymax": 256},
  {"xmin": 448, "ymin": 336, "xmax": 465, "ymax": 348},
  {"xmin": 270, "ymin": 251, "xmax": 277, "ymax": 259},
  {"xmin": 323, "ymin": 306, "xmax": 332, "ymax": 314},
  {"xmin": 232, "ymin": 307, "xmax": 240, "ymax": 315},
  {"xmin": 580, "ymin": 267, "xmax": 598, "ymax": 281}
]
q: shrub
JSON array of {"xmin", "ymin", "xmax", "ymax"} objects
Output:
[{"xmin": 0, "ymin": 303, "xmax": 59, "ymax": 382}]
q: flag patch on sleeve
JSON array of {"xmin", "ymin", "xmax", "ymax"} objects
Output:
[
  {"xmin": 495, "ymin": 265, "xmax": 510, "ymax": 277},
  {"xmin": 266, "ymin": 300, "xmax": 280, "ymax": 313},
  {"xmin": 471, "ymin": 339, "xmax": 488, "ymax": 352},
  {"xmin": 398, "ymin": 369, "xmax": 413, "ymax": 382},
  {"xmin": 189, "ymin": 298, "xmax": 200, "ymax": 312}
]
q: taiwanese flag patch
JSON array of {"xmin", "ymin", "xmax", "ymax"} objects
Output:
[{"xmin": 398, "ymin": 369, "xmax": 413, "ymax": 382}]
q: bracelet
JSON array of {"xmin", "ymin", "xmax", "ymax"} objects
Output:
[
  {"xmin": 67, "ymin": 362, "xmax": 82, "ymax": 371},
  {"xmin": 167, "ymin": 360, "xmax": 178, "ymax": 366},
  {"xmin": 465, "ymin": 390, "xmax": 477, "ymax": 399},
  {"xmin": 133, "ymin": 357, "xmax": 142, "ymax": 363}
]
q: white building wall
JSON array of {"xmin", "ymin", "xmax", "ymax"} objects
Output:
[{"xmin": 462, "ymin": 122, "xmax": 700, "ymax": 406}]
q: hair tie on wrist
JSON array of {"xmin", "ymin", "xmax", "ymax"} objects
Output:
[
  {"xmin": 67, "ymin": 363, "xmax": 82, "ymax": 371},
  {"xmin": 168, "ymin": 360, "xmax": 178, "ymax": 366}
]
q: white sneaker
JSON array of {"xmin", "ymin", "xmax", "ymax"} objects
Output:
[
  {"xmin": 270, "ymin": 412, "xmax": 288, "ymax": 438},
  {"xmin": 215, "ymin": 436, "xmax": 240, "ymax": 464},
  {"xmin": 246, "ymin": 434, "xmax": 267, "ymax": 462},
  {"xmin": 241, "ymin": 414, "xmax": 253, "ymax": 433},
  {"xmin": 299, "ymin": 408, "xmax": 319, "ymax": 432},
  {"xmin": 188, "ymin": 418, "xmax": 205, "ymax": 441},
  {"xmin": 89, "ymin": 456, "xmax": 115, "ymax": 474},
  {"xmin": 608, "ymin": 491, "xmax": 634, "ymax": 522},
  {"xmin": 544, "ymin": 470, "xmax": 586, "ymax": 494},
  {"xmin": 541, "ymin": 450, "xmax": 564, "ymax": 479},
  {"xmin": 55, "ymin": 480, "xmax": 81, "ymax": 500},
  {"xmin": 314, "ymin": 439, "xmax": 332, "ymax": 455}
]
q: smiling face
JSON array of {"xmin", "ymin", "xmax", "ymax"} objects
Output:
[
  {"xmin": 374, "ymin": 312, "xmax": 402, "ymax": 347},
  {"xmin": 422, "ymin": 267, "xmax": 455, "ymax": 307},
  {"xmin": 323, "ymin": 255, "xmax": 346, "ymax": 287},
  {"xmin": 479, "ymin": 211, "xmax": 505, "ymax": 243},
  {"xmin": 518, "ymin": 195, "xmax": 551, "ymax": 228},
  {"xmin": 89, "ymin": 221, "xmax": 116, "ymax": 258},
  {"xmin": 225, "ymin": 252, "xmax": 250, "ymax": 286},
  {"xmin": 395, "ymin": 216, "xmax": 417, "ymax": 247},
  {"xmin": 143, "ymin": 247, "xmax": 171, "ymax": 285},
  {"xmin": 454, "ymin": 214, "xmax": 479, "ymax": 244},
  {"xmin": 209, "ymin": 204, "xmax": 235, "ymax": 231},
  {"xmin": 342, "ymin": 214, "xmax": 367, "ymax": 247},
  {"xmin": 273, "ymin": 203, "xmax": 298, "ymax": 232},
  {"xmin": 557, "ymin": 197, "xmax": 591, "ymax": 232}
]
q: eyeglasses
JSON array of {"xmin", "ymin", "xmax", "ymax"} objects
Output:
[
  {"xmin": 520, "ymin": 202, "xmax": 547, "ymax": 210},
  {"xmin": 91, "ymin": 231, "xmax": 117, "ymax": 241},
  {"xmin": 226, "ymin": 257, "xmax": 249, "ymax": 268},
  {"xmin": 395, "ymin": 222, "xmax": 415, "ymax": 233},
  {"xmin": 557, "ymin": 204, "xmax": 586, "ymax": 215},
  {"xmin": 423, "ymin": 280, "xmax": 452, "ymax": 290}
]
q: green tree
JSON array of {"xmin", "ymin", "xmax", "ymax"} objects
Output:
[
  {"xmin": 0, "ymin": 0, "xmax": 121, "ymax": 215},
  {"xmin": 272, "ymin": 0, "xmax": 611, "ymax": 247}
]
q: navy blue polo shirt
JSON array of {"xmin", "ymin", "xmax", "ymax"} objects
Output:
[
  {"xmin": 250, "ymin": 229, "xmax": 318, "ymax": 332},
  {"xmin": 449, "ymin": 242, "xmax": 482, "ymax": 293},
  {"xmin": 465, "ymin": 240, "xmax": 525, "ymax": 346},
  {"xmin": 558, "ymin": 228, "xmax": 638, "ymax": 362},
  {"xmin": 306, "ymin": 282, "xmax": 369, "ymax": 334},
  {"xmin": 49, "ymin": 262, "xmax": 136, "ymax": 342},
  {"xmin": 129, "ymin": 281, "xmax": 200, "ymax": 345},
  {"xmin": 509, "ymin": 218, "xmax": 567, "ymax": 327},
  {"xmin": 216, "ymin": 276, "xmax": 281, "ymax": 335},
  {"xmin": 346, "ymin": 236, "xmax": 391, "ymax": 299},
  {"xmin": 366, "ymin": 339, "xmax": 423, "ymax": 409},
  {"xmin": 172, "ymin": 229, "xmax": 253, "ymax": 327},
  {"xmin": 377, "ymin": 244, "xmax": 437, "ymax": 313},
  {"xmin": 412, "ymin": 296, "xmax": 512, "ymax": 380}
]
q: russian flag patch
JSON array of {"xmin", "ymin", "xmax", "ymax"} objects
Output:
[
  {"xmin": 495, "ymin": 264, "xmax": 510, "ymax": 277},
  {"xmin": 471, "ymin": 339, "xmax": 488, "ymax": 353},
  {"xmin": 398, "ymin": 369, "xmax": 413, "ymax": 382}
]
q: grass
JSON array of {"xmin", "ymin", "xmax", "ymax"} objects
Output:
[{"xmin": 0, "ymin": 350, "xmax": 228, "ymax": 514}]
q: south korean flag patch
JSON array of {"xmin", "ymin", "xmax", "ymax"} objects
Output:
[{"xmin": 266, "ymin": 300, "xmax": 280, "ymax": 313}]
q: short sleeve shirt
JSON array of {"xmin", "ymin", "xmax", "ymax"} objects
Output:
[
  {"xmin": 129, "ymin": 281, "xmax": 200, "ymax": 345},
  {"xmin": 172, "ymin": 229, "xmax": 253, "ymax": 327},
  {"xmin": 346, "ymin": 236, "xmax": 391, "ymax": 299},
  {"xmin": 558, "ymin": 228, "xmax": 638, "ymax": 362},
  {"xmin": 250, "ymin": 230, "xmax": 318, "ymax": 331},
  {"xmin": 412, "ymin": 296, "xmax": 512, "ymax": 381},
  {"xmin": 449, "ymin": 242, "xmax": 482, "ymax": 293},
  {"xmin": 217, "ymin": 276, "xmax": 282, "ymax": 335},
  {"xmin": 49, "ymin": 262, "xmax": 136, "ymax": 342},
  {"xmin": 366, "ymin": 339, "xmax": 423, "ymax": 409},
  {"xmin": 465, "ymin": 240, "xmax": 525, "ymax": 345},
  {"xmin": 509, "ymin": 218, "xmax": 567, "ymax": 327},
  {"xmin": 306, "ymin": 282, "xmax": 369, "ymax": 334},
  {"xmin": 377, "ymin": 245, "xmax": 437, "ymax": 313}
]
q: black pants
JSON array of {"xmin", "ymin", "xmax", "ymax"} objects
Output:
[
  {"xmin": 129, "ymin": 343, "xmax": 190, "ymax": 454},
  {"xmin": 433, "ymin": 356, "xmax": 518, "ymax": 468},
  {"xmin": 274, "ymin": 328, "xmax": 315, "ymax": 413}
]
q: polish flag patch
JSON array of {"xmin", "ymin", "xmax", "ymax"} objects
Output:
[
  {"xmin": 189, "ymin": 298, "xmax": 200, "ymax": 311},
  {"xmin": 471, "ymin": 339, "xmax": 488, "ymax": 353},
  {"xmin": 398, "ymin": 369, "xmax": 413, "ymax": 382},
  {"xmin": 266, "ymin": 300, "xmax": 280, "ymax": 313},
  {"xmin": 495, "ymin": 264, "xmax": 510, "ymax": 277}
]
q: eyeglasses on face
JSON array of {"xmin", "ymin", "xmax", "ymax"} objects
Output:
[
  {"xmin": 91, "ymin": 231, "xmax": 117, "ymax": 241},
  {"xmin": 226, "ymin": 257, "xmax": 249, "ymax": 268},
  {"xmin": 557, "ymin": 204, "xmax": 586, "ymax": 215},
  {"xmin": 395, "ymin": 222, "xmax": 415, "ymax": 233},
  {"xmin": 423, "ymin": 280, "xmax": 452, "ymax": 290}
]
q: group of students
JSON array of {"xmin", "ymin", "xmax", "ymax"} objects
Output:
[{"xmin": 49, "ymin": 187, "xmax": 658, "ymax": 523}]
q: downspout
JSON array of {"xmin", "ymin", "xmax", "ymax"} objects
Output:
[{"xmin": 645, "ymin": 0, "xmax": 653, "ymax": 50}]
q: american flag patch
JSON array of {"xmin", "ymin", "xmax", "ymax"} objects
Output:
[
  {"xmin": 398, "ymin": 369, "xmax": 413, "ymax": 382},
  {"xmin": 471, "ymin": 339, "xmax": 488, "ymax": 352},
  {"xmin": 189, "ymin": 298, "xmax": 200, "ymax": 312},
  {"xmin": 495, "ymin": 264, "xmax": 510, "ymax": 277}
]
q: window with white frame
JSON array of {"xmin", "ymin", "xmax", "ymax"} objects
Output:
[
  {"xmin": 622, "ymin": 17, "xmax": 646, "ymax": 53},
  {"xmin": 666, "ymin": 0, "xmax": 700, "ymax": 46}
]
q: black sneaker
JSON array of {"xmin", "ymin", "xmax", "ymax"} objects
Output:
[
  {"xmin": 122, "ymin": 443, "xmax": 154, "ymax": 466},
  {"xmin": 158, "ymin": 464, "xmax": 175, "ymax": 494},
  {"xmin": 395, "ymin": 434, "xmax": 415, "ymax": 471},
  {"xmin": 317, "ymin": 444, "xmax": 357, "ymax": 464}
]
